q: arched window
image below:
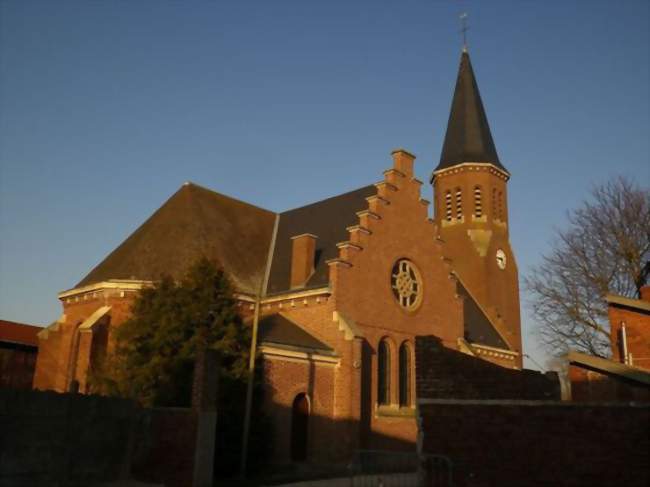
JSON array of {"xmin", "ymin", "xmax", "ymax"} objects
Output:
[
  {"xmin": 473, "ymin": 186, "xmax": 483, "ymax": 218},
  {"xmin": 291, "ymin": 393, "xmax": 310, "ymax": 461},
  {"xmin": 399, "ymin": 342, "xmax": 412, "ymax": 407},
  {"xmin": 378, "ymin": 340, "xmax": 391, "ymax": 405},
  {"xmin": 498, "ymin": 191, "xmax": 504, "ymax": 220},
  {"xmin": 444, "ymin": 191, "xmax": 452, "ymax": 221},
  {"xmin": 455, "ymin": 188, "xmax": 462, "ymax": 219}
]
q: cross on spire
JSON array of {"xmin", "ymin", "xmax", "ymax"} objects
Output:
[{"xmin": 460, "ymin": 12, "xmax": 469, "ymax": 52}]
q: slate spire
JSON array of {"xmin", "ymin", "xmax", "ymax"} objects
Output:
[{"xmin": 435, "ymin": 51, "xmax": 507, "ymax": 174}]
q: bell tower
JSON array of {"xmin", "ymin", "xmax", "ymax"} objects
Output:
[{"xmin": 431, "ymin": 49, "xmax": 522, "ymax": 366}]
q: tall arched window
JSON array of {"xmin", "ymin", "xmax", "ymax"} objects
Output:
[
  {"xmin": 291, "ymin": 393, "xmax": 309, "ymax": 461},
  {"xmin": 492, "ymin": 188, "xmax": 497, "ymax": 218},
  {"xmin": 378, "ymin": 340, "xmax": 391, "ymax": 405},
  {"xmin": 473, "ymin": 186, "xmax": 483, "ymax": 217},
  {"xmin": 399, "ymin": 342, "xmax": 412, "ymax": 407},
  {"xmin": 444, "ymin": 191, "xmax": 452, "ymax": 221},
  {"xmin": 498, "ymin": 191, "xmax": 504, "ymax": 220},
  {"xmin": 455, "ymin": 188, "xmax": 462, "ymax": 219}
]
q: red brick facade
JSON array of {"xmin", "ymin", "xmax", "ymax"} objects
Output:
[
  {"xmin": 34, "ymin": 49, "xmax": 527, "ymax": 467},
  {"xmin": 34, "ymin": 150, "xmax": 524, "ymax": 466},
  {"xmin": 0, "ymin": 320, "xmax": 40, "ymax": 390},
  {"xmin": 608, "ymin": 287, "xmax": 650, "ymax": 369},
  {"xmin": 567, "ymin": 288, "xmax": 650, "ymax": 402}
]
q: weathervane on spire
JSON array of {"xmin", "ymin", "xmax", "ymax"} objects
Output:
[{"xmin": 460, "ymin": 12, "xmax": 469, "ymax": 52}]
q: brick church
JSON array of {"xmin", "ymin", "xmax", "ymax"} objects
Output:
[{"xmin": 34, "ymin": 49, "xmax": 524, "ymax": 464}]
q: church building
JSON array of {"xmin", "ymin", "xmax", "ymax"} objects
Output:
[{"xmin": 34, "ymin": 50, "xmax": 523, "ymax": 464}]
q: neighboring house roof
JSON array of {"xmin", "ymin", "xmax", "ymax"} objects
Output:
[
  {"xmin": 606, "ymin": 294, "xmax": 650, "ymax": 314},
  {"xmin": 266, "ymin": 185, "xmax": 376, "ymax": 294},
  {"xmin": 0, "ymin": 320, "xmax": 41, "ymax": 347},
  {"xmin": 77, "ymin": 182, "xmax": 276, "ymax": 294},
  {"xmin": 258, "ymin": 313, "xmax": 334, "ymax": 353},
  {"xmin": 434, "ymin": 51, "xmax": 507, "ymax": 175},
  {"xmin": 568, "ymin": 350, "xmax": 650, "ymax": 386},
  {"xmin": 456, "ymin": 280, "xmax": 508, "ymax": 350}
]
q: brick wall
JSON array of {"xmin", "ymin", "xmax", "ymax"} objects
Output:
[
  {"xmin": 569, "ymin": 363, "xmax": 650, "ymax": 402},
  {"xmin": 0, "ymin": 388, "xmax": 198, "ymax": 487},
  {"xmin": 608, "ymin": 302, "xmax": 650, "ymax": 370},
  {"xmin": 0, "ymin": 388, "xmax": 137, "ymax": 486},
  {"xmin": 33, "ymin": 292, "xmax": 136, "ymax": 393},
  {"xmin": 419, "ymin": 400, "xmax": 649, "ymax": 487},
  {"xmin": 0, "ymin": 344, "xmax": 37, "ymax": 390},
  {"xmin": 415, "ymin": 335, "xmax": 559, "ymax": 400},
  {"xmin": 131, "ymin": 407, "xmax": 197, "ymax": 487}
]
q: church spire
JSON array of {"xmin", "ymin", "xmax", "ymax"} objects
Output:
[{"xmin": 435, "ymin": 51, "xmax": 507, "ymax": 175}]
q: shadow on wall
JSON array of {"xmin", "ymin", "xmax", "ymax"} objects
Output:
[{"xmin": 0, "ymin": 389, "xmax": 417, "ymax": 487}]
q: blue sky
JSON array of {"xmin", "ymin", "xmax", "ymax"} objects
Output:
[{"xmin": 1, "ymin": 0, "xmax": 648, "ymax": 369}]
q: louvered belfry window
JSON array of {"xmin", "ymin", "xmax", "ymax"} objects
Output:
[
  {"xmin": 474, "ymin": 186, "xmax": 482, "ymax": 217},
  {"xmin": 445, "ymin": 191, "xmax": 452, "ymax": 221}
]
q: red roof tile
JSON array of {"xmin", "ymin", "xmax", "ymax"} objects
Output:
[{"xmin": 0, "ymin": 320, "xmax": 42, "ymax": 347}]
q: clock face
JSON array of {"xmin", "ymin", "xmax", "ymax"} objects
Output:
[{"xmin": 496, "ymin": 249, "xmax": 507, "ymax": 270}]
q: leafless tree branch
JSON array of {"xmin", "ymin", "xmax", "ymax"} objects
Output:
[{"xmin": 525, "ymin": 177, "xmax": 650, "ymax": 357}]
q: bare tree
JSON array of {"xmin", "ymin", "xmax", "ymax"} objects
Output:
[{"xmin": 526, "ymin": 177, "xmax": 650, "ymax": 357}]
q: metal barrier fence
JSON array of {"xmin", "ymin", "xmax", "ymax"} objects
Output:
[{"xmin": 347, "ymin": 450, "xmax": 453, "ymax": 487}]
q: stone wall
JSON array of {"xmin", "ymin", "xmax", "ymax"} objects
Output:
[{"xmin": 418, "ymin": 399, "xmax": 649, "ymax": 487}]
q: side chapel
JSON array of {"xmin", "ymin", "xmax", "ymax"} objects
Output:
[{"xmin": 34, "ymin": 50, "xmax": 523, "ymax": 464}]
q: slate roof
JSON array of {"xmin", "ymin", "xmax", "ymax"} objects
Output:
[
  {"xmin": 456, "ymin": 280, "xmax": 508, "ymax": 350},
  {"xmin": 77, "ymin": 183, "xmax": 276, "ymax": 294},
  {"xmin": 258, "ymin": 313, "xmax": 334, "ymax": 353},
  {"xmin": 568, "ymin": 351, "xmax": 650, "ymax": 386},
  {"xmin": 606, "ymin": 294, "xmax": 650, "ymax": 314},
  {"xmin": 75, "ymin": 182, "xmax": 375, "ymax": 296},
  {"xmin": 435, "ymin": 51, "xmax": 507, "ymax": 175},
  {"xmin": 266, "ymin": 185, "xmax": 376, "ymax": 294}
]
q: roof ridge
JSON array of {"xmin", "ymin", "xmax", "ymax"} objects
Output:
[
  {"xmin": 179, "ymin": 181, "xmax": 276, "ymax": 216},
  {"xmin": 280, "ymin": 184, "xmax": 376, "ymax": 214}
]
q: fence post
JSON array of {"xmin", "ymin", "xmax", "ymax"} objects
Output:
[{"xmin": 192, "ymin": 347, "xmax": 219, "ymax": 487}]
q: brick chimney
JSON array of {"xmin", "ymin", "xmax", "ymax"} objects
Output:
[
  {"xmin": 640, "ymin": 285, "xmax": 650, "ymax": 302},
  {"xmin": 391, "ymin": 148, "xmax": 416, "ymax": 177},
  {"xmin": 290, "ymin": 234, "xmax": 318, "ymax": 289}
]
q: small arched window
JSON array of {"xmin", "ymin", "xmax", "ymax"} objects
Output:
[
  {"xmin": 473, "ymin": 186, "xmax": 483, "ymax": 218},
  {"xmin": 399, "ymin": 342, "xmax": 412, "ymax": 407},
  {"xmin": 455, "ymin": 188, "xmax": 462, "ymax": 219},
  {"xmin": 444, "ymin": 191, "xmax": 452, "ymax": 221},
  {"xmin": 378, "ymin": 340, "xmax": 391, "ymax": 405}
]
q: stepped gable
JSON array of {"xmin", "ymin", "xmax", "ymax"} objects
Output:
[
  {"xmin": 77, "ymin": 182, "xmax": 276, "ymax": 294},
  {"xmin": 266, "ymin": 185, "xmax": 376, "ymax": 295}
]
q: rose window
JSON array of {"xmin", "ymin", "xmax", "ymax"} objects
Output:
[{"xmin": 391, "ymin": 259, "xmax": 422, "ymax": 310}]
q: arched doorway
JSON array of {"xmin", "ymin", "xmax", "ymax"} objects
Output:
[{"xmin": 291, "ymin": 393, "xmax": 309, "ymax": 462}]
